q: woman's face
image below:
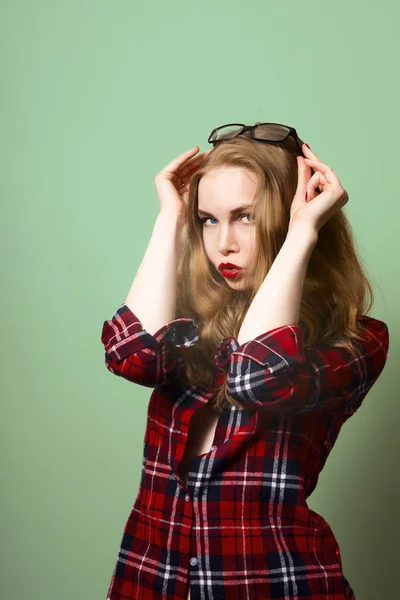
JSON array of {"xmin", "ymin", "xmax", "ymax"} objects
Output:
[{"xmin": 197, "ymin": 166, "xmax": 257, "ymax": 289}]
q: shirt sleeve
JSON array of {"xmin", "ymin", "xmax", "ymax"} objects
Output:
[
  {"xmin": 225, "ymin": 315, "xmax": 389, "ymax": 417},
  {"xmin": 100, "ymin": 303, "xmax": 199, "ymax": 388}
]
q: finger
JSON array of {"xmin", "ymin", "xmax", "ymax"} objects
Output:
[
  {"xmin": 303, "ymin": 158, "xmax": 338, "ymax": 185},
  {"xmin": 302, "ymin": 143, "xmax": 322, "ymax": 162},
  {"xmin": 179, "ymin": 149, "xmax": 212, "ymax": 178},
  {"xmin": 296, "ymin": 156, "xmax": 312, "ymax": 190},
  {"xmin": 306, "ymin": 171, "xmax": 328, "ymax": 202},
  {"xmin": 178, "ymin": 149, "xmax": 212, "ymax": 178},
  {"xmin": 160, "ymin": 146, "xmax": 200, "ymax": 175}
]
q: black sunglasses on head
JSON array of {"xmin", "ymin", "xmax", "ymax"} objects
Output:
[
  {"xmin": 207, "ymin": 122, "xmax": 305, "ymax": 156},
  {"xmin": 207, "ymin": 122, "xmax": 322, "ymax": 192}
]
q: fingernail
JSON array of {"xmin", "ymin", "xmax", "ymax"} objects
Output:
[{"xmin": 305, "ymin": 143, "xmax": 311, "ymax": 149}]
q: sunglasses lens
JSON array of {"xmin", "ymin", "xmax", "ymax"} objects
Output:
[
  {"xmin": 210, "ymin": 125, "xmax": 244, "ymax": 142},
  {"xmin": 253, "ymin": 124, "xmax": 291, "ymax": 141},
  {"xmin": 210, "ymin": 124, "xmax": 292, "ymax": 143}
]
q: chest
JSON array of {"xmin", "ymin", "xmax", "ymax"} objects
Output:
[{"xmin": 177, "ymin": 401, "xmax": 220, "ymax": 488}]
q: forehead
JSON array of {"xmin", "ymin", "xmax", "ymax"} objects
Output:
[{"xmin": 198, "ymin": 167, "xmax": 257, "ymax": 202}]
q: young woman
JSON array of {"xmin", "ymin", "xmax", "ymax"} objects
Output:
[{"xmin": 101, "ymin": 122, "xmax": 389, "ymax": 600}]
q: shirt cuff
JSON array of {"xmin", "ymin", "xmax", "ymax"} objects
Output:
[
  {"xmin": 152, "ymin": 314, "xmax": 199, "ymax": 348},
  {"xmin": 215, "ymin": 324, "xmax": 303, "ymax": 372},
  {"xmin": 232, "ymin": 324, "xmax": 304, "ymax": 369},
  {"xmin": 102, "ymin": 303, "xmax": 199, "ymax": 363}
]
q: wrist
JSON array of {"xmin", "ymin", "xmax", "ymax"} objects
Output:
[
  {"xmin": 157, "ymin": 209, "xmax": 185, "ymax": 224},
  {"xmin": 287, "ymin": 220, "xmax": 319, "ymax": 244}
]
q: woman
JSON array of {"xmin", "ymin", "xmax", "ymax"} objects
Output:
[{"xmin": 101, "ymin": 122, "xmax": 389, "ymax": 599}]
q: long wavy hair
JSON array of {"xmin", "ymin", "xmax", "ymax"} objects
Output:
[{"xmin": 173, "ymin": 124, "xmax": 376, "ymax": 413}]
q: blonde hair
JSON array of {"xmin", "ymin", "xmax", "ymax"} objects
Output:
[{"xmin": 173, "ymin": 124, "xmax": 376, "ymax": 413}]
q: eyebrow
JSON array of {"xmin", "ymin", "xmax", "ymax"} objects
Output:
[{"xmin": 197, "ymin": 204, "xmax": 253, "ymax": 217}]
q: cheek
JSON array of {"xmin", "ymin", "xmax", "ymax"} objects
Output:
[{"xmin": 240, "ymin": 229, "xmax": 256, "ymax": 249}]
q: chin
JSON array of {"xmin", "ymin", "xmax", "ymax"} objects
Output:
[{"xmin": 226, "ymin": 279, "xmax": 250, "ymax": 290}]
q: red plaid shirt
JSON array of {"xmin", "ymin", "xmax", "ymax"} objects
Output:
[{"xmin": 101, "ymin": 303, "xmax": 389, "ymax": 600}]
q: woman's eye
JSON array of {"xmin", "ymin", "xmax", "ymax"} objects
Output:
[
  {"xmin": 200, "ymin": 216, "xmax": 216, "ymax": 225},
  {"xmin": 200, "ymin": 213, "xmax": 254, "ymax": 225}
]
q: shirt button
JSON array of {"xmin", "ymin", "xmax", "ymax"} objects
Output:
[
  {"xmin": 189, "ymin": 557, "xmax": 198, "ymax": 566},
  {"xmin": 185, "ymin": 494, "xmax": 190, "ymax": 502}
]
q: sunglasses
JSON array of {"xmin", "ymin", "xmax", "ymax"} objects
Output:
[
  {"xmin": 208, "ymin": 122, "xmax": 304, "ymax": 156},
  {"xmin": 207, "ymin": 122, "xmax": 322, "ymax": 192}
]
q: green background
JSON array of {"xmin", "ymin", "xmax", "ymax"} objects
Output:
[{"xmin": 2, "ymin": 1, "xmax": 398, "ymax": 599}]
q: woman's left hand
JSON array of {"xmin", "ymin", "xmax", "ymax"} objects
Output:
[{"xmin": 289, "ymin": 143, "xmax": 349, "ymax": 234}]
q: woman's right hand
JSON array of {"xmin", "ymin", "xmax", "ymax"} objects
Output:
[{"xmin": 154, "ymin": 146, "xmax": 213, "ymax": 218}]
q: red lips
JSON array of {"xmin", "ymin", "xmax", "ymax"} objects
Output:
[{"xmin": 218, "ymin": 262, "xmax": 241, "ymax": 270}]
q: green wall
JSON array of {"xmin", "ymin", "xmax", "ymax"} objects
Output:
[{"xmin": 2, "ymin": 1, "xmax": 398, "ymax": 598}]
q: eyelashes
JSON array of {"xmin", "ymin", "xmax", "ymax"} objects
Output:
[{"xmin": 200, "ymin": 213, "xmax": 254, "ymax": 226}]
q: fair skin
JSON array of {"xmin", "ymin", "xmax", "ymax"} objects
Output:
[
  {"xmin": 197, "ymin": 166, "xmax": 258, "ymax": 290},
  {"xmin": 198, "ymin": 143, "xmax": 349, "ymax": 345}
]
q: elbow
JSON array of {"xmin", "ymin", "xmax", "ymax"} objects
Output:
[
  {"xmin": 103, "ymin": 351, "xmax": 178, "ymax": 388},
  {"xmin": 104, "ymin": 351, "xmax": 125, "ymax": 378},
  {"xmin": 226, "ymin": 363, "xmax": 305, "ymax": 412}
]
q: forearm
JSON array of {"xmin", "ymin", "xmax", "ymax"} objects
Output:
[
  {"xmin": 237, "ymin": 221, "xmax": 318, "ymax": 346},
  {"xmin": 124, "ymin": 211, "xmax": 185, "ymax": 336}
]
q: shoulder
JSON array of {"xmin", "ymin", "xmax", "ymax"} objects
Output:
[{"xmin": 356, "ymin": 315, "xmax": 389, "ymax": 350}]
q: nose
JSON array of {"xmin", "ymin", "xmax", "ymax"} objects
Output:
[{"xmin": 217, "ymin": 224, "xmax": 240, "ymax": 254}]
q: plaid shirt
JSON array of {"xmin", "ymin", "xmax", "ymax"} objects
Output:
[{"xmin": 101, "ymin": 303, "xmax": 389, "ymax": 600}]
